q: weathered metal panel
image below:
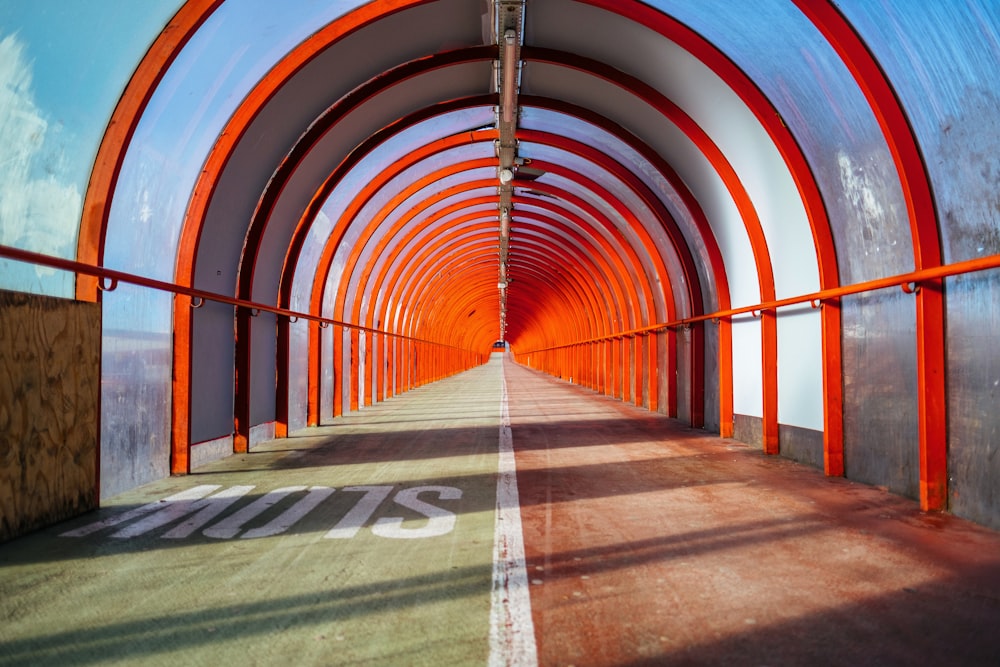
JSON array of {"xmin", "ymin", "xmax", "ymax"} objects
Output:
[
  {"xmin": 675, "ymin": 327, "xmax": 691, "ymax": 423},
  {"xmin": 100, "ymin": 287, "xmax": 172, "ymax": 500},
  {"xmin": 946, "ymin": 270, "xmax": 1000, "ymax": 529},
  {"xmin": 732, "ymin": 414, "xmax": 762, "ymax": 448},
  {"xmin": 250, "ymin": 311, "xmax": 278, "ymax": 427},
  {"xmin": 190, "ymin": 300, "xmax": 236, "ymax": 442},
  {"xmin": 656, "ymin": 330, "xmax": 669, "ymax": 415},
  {"xmin": 702, "ymin": 320, "xmax": 720, "ymax": 434},
  {"xmin": 841, "ymin": 291, "xmax": 919, "ymax": 498},
  {"xmin": 287, "ymin": 318, "xmax": 309, "ymax": 433},
  {"xmin": 779, "ymin": 424, "xmax": 824, "ymax": 471},
  {"xmin": 0, "ymin": 290, "xmax": 100, "ymax": 541},
  {"xmin": 839, "ymin": 0, "xmax": 1000, "ymax": 525}
]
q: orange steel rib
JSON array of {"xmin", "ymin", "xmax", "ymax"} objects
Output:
[
  {"xmin": 581, "ymin": 0, "xmax": 842, "ymax": 453},
  {"xmin": 793, "ymin": 0, "xmax": 947, "ymax": 512},
  {"xmin": 525, "ymin": 48, "xmax": 775, "ymax": 435},
  {"xmin": 78, "ymin": 0, "xmax": 223, "ymax": 303},
  {"xmin": 520, "ymin": 97, "xmax": 732, "ymax": 420}
]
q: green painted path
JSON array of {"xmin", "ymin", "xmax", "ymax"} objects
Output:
[{"xmin": 1, "ymin": 356, "xmax": 514, "ymax": 666}]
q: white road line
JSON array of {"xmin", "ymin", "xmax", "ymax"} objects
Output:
[{"xmin": 489, "ymin": 357, "xmax": 538, "ymax": 667}]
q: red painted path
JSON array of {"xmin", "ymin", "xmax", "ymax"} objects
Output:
[{"xmin": 505, "ymin": 358, "xmax": 1000, "ymax": 666}]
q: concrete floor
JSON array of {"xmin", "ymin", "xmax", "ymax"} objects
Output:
[{"xmin": 3, "ymin": 354, "xmax": 1000, "ymax": 665}]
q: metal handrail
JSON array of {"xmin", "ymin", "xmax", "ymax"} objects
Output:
[
  {"xmin": 7, "ymin": 242, "xmax": 999, "ymax": 356},
  {"xmin": 0, "ymin": 244, "xmax": 473, "ymax": 352},
  {"xmin": 522, "ymin": 251, "xmax": 1000, "ymax": 353}
]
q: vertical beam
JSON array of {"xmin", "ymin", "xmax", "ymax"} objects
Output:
[
  {"xmin": 602, "ymin": 340, "xmax": 610, "ymax": 396},
  {"xmin": 666, "ymin": 329, "xmax": 678, "ymax": 417},
  {"xmin": 632, "ymin": 336, "xmax": 641, "ymax": 407},
  {"xmin": 613, "ymin": 337, "xmax": 622, "ymax": 399},
  {"xmin": 333, "ymin": 325, "xmax": 344, "ymax": 418},
  {"xmin": 916, "ymin": 283, "xmax": 946, "ymax": 509},
  {"xmin": 762, "ymin": 310, "xmax": 779, "ymax": 455},
  {"xmin": 400, "ymin": 337, "xmax": 409, "ymax": 393},
  {"xmin": 648, "ymin": 331, "xmax": 660, "ymax": 413},
  {"xmin": 793, "ymin": 0, "xmax": 945, "ymax": 510},
  {"xmin": 233, "ymin": 307, "xmax": 251, "ymax": 453},
  {"xmin": 275, "ymin": 316, "xmax": 290, "ymax": 438},
  {"xmin": 384, "ymin": 335, "xmax": 394, "ymax": 400},
  {"xmin": 364, "ymin": 331, "xmax": 375, "ymax": 407},
  {"xmin": 718, "ymin": 318, "xmax": 734, "ymax": 438},
  {"xmin": 308, "ymin": 321, "xmax": 321, "ymax": 425},
  {"xmin": 578, "ymin": 345, "xmax": 583, "ymax": 386},
  {"xmin": 591, "ymin": 342, "xmax": 597, "ymax": 392},
  {"xmin": 821, "ymin": 301, "xmax": 844, "ymax": 475},
  {"xmin": 623, "ymin": 336, "xmax": 631, "ymax": 403},
  {"xmin": 350, "ymin": 329, "xmax": 360, "ymax": 411},
  {"xmin": 395, "ymin": 337, "xmax": 402, "ymax": 397},
  {"xmin": 170, "ymin": 296, "xmax": 193, "ymax": 474}
]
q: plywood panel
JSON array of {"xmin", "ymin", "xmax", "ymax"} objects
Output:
[{"xmin": 0, "ymin": 290, "xmax": 100, "ymax": 542}]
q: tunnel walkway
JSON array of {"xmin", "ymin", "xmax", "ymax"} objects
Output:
[{"xmin": 3, "ymin": 354, "xmax": 1000, "ymax": 665}]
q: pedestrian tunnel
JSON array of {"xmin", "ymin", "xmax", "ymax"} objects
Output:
[
  {"xmin": 3, "ymin": 0, "xmax": 1000, "ymax": 542},
  {"xmin": 9, "ymin": 353, "xmax": 1000, "ymax": 666}
]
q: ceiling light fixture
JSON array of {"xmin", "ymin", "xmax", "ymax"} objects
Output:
[{"xmin": 502, "ymin": 29, "xmax": 517, "ymax": 123}]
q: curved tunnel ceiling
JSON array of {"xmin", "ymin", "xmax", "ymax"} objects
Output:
[
  {"xmin": 86, "ymin": 0, "xmax": 841, "ymax": 341},
  {"xmin": 74, "ymin": 0, "xmax": 966, "ymax": 464}
]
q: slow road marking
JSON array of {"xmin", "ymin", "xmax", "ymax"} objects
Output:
[{"xmin": 60, "ymin": 484, "xmax": 462, "ymax": 540}]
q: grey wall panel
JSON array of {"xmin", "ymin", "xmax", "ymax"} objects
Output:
[
  {"xmin": 780, "ymin": 424, "xmax": 824, "ymax": 471},
  {"xmin": 250, "ymin": 312, "xmax": 277, "ymax": 427},
  {"xmin": 838, "ymin": 0, "xmax": 1000, "ymax": 527},
  {"xmin": 841, "ymin": 292, "xmax": 919, "ymax": 499},
  {"xmin": 286, "ymin": 319, "xmax": 309, "ymax": 434},
  {"xmin": 675, "ymin": 327, "xmax": 691, "ymax": 423},
  {"xmin": 702, "ymin": 321, "xmax": 720, "ymax": 434},
  {"xmin": 946, "ymin": 270, "xmax": 1000, "ymax": 529},
  {"xmin": 732, "ymin": 414, "xmax": 762, "ymax": 448},
  {"xmin": 190, "ymin": 301, "xmax": 236, "ymax": 442},
  {"xmin": 100, "ymin": 287, "xmax": 172, "ymax": 500},
  {"xmin": 320, "ymin": 325, "xmax": 335, "ymax": 424}
]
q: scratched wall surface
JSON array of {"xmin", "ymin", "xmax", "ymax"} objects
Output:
[
  {"xmin": 839, "ymin": 0, "xmax": 1000, "ymax": 528},
  {"xmin": 0, "ymin": 290, "xmax": 100, "ymax": 542},
  {"xmin": 841, "ymin": 292, "xmax": 919, "ymax": 500},
  {"xmin": 100, "ymin": 286, "xmax": 172, "ymax": 500},
  {"xmin": 946, "ymin": 271, "xmax": 1000, "ymax": 529}
]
